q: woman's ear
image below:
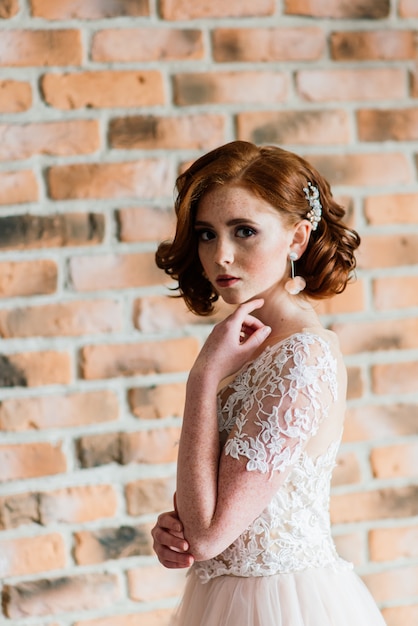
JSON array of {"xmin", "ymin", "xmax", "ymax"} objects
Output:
[{"xmin": 291, "ymin": 220, "xmax": 312, "ymax": 258}]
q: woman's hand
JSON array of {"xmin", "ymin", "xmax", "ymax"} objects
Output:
[
  {"xmin": 151, "ymin": 509, "xmax": 194, "ymax": 569},
  {"xmin": 191, "ymin": 299, "xmax": 271, "ymax": 382}
]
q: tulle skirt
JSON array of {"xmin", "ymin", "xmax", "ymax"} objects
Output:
[{"xmin": 170, "ymin": 567, "xmax": 387, "ymax": 626}]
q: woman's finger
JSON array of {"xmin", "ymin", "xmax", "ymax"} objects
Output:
[
  {"xmin": 155, "ymin": 547, "xmax": 194, "ymax": 569},
  {"xmin": 152, "ymin": 526, "xmax": 189, "ymax": 552},
  {"xmin": 240, "ymin": 314, "xmax": 266, "ymax": 336},
  {"xmin": 157, "ymin": 510, "xmax": 184, "ymax": 534}
]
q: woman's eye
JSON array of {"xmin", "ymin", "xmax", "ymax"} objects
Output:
[
  {"xmin": 236, "ymin": 226, "xmax": 256, "ymax": 238},
  {"xmin": 197, "ymin": 229, "xmax": 215, "ymax": 241}
]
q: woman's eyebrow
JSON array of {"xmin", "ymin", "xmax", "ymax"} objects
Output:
[{"xmin": 194, "ymin": 218, "xmax": 259, "ymax": 227}]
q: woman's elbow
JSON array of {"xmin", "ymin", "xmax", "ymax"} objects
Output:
[{"xmin": 185, "ymin": 530, "xmax": 225, "ymax": 562}]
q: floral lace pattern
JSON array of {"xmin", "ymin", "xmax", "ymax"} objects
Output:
[{"xmin": 194, "ymin": 333, "xmax": 351, "ymax": 583}]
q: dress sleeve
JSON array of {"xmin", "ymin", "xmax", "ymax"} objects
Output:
[{"xmin": 223, "ymin": 333, "xmax": 338, "ymax": 474}]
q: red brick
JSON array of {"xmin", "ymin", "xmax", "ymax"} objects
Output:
[
  {"xmin": 77, "ymin": 432, "xmax": 122, "ymax": 468},
  {"xmin": 109, "ymin": 114, "xmax": 225, "ymax": 150},
  {"xmin": 40, "ymin": 485, "xmax": 118, "ymax": 524},
  {"xmin": 0, "ymin": 390, "xmax": 119, "ymax": 431},
  {"xmin": 371, "ymin": 442, "xmax": 418, "ymax": 479},
  {"xmin": 0, "ymin": 442, "xmax": 66, "ymax": 482},
  {"xmin": 331, "ymin": 451, "xmax": 362, "ymax": 486},
  {"xmin": 212, "ymin": 27, "xmax": 324, "ymax": 62},
  {"xmin": 344, "ymin": 404, "xmax": 418, "ymax": 442},
  {"xmin": 128, "ymin": 382, "xmax": 186, "ymax": 419},
  {"xmin": 0, "ymin": 492, "xmax": 40, "ymax": 529},
  {"xmin": 331, "ymin": 30, "xmax": 415, "ymax": 61},
  {"xmin": 117, "ymin": 206, "xmax": 175, "ymax": 243},
  {"xmin": 399, "ymin": 0, "xmax": 418, "ymax": 17},
  {"xmin": 372, "ymin": 361, "xmax": 418, "ymax": 395},
  {"xmin": 346, "ymin": 367, "xmax": 364, "ymax": 400},
  {"xmin": 0, "ymin": 213, "xmax": 104, "ymax": 250},
  {"xmin": 48, "ymin": 160, "xmax": 171, "ymax": 200},
  {"xmin": 364, "ymin": 193, "xmax": 418, "ymax": 224},
  {"xmin": 0, "ymin": 351, "xmax": 71, "ymax": 387},
  {"xmin": 81, "ymin": 337, "xmax": 199, "ymax": 380},
  {"xmin": 297, "ymin": 68, "xmax": 405, "ymax": 102},
  {"xmin": 0, "ymin": 260, "xmax": 57, "ymax": 297},
  {"xmin": 173, "ymin": 71, "xmax": 288, "ymax": 105},
  {"xmin": 0, "ymin": 0, "xmax": 19, "ymax": 17},
  {"xmin": 92, "ymin": 28, "xmax": 203, "ymax": 62},
  {"xmin": 77, "ymin": 427, "xmax": 180, "ymax": 466},
  {"xmin": 332, "ymin": 532, "xmax": 365, "ymax": 566},
  {"xmin": 160, "ymin": 0, "xmax": 274, "ymax": 19},
  {"xmin": 357, "ymin": 108, "xmax": 418, "ymax": 142},
  {"xmin": 122, "ymin": 428, "xmax": 181, "ymax": 464},
  {"xmin": 370, "ymin": 525, "xmax": 418, "ymax": 561},
  {"xmin": 237, "ymin": 109, "xmax": 350, "ymax": 145},
  {"xmin": 308, "ymin": 153, "xmax": 411, "ymax": 187},
  {"xmin": 128, "ymin": 565, "xmax": 186, "ymax": 601},
  {"xmin": 0, "ymin": 30, "xmax": 81, "ymax": 66},
  {"xmin": 31, "ymin": 0, "xmax": 149, "ymax": 19},
  {"xmin": 125, "ymin": 476, "xmax": 176, "ymax": 515},
  {"xmin": 333, "ymin": 318, "xmax": 418, "ymax": 355},
  {"xmin": 0, "ymin": 484, "xmax": 118, "ymax": 530},
  {"xmin": 0, "ymin": 80, "xmax": 31, "ymax": 113},
  {"xmin": 315, "ymin": 280, "xmax": 364, "ymax": 315},
  {"xmin": 41, "ymin": 70, "xmax": 164, "ymax": 109},
  {"xmin": 0, "ymin": 300, "xmax": 122, "ymax": 338},
  {"xmin": 3, "ymin": 573, "xmax": 120, "ymax": 618},
  {"xmin": 0, "ymin": 170, "xmax": 37, "ymax": 205},
  {"xmin": 0, "ymin": 121, "xmax": 99, "ymax": 161},
  {"xmin": 284, "ymin": 0, "xmax": 389, "ymax": 18},
  {"xmin": 134, "ymin": 296, "xmax": 232, "ymax": 332},
  {"xmin": 362, "ymin": 564, "xmax": 418, "ymax": 604},
  {"xmin": 357, "ymin": 234, "xmax": 418, "ymax": 269},
  {"xmin": 74, "ymin": 524, "xmax": 152, "ymax": 564},
  {"xmin": 330, "ymin": 486, "xmax": 418, "ymax": 524},
  {"xmin": 382, "ymin": 605, "xmax": 418, "ymax": 626},
  {"xmin": 75, "ymin": 609, "xmax": 174, "ymax": 626},
  {"xmin": 373, "ymin": 275, "xmax": 418, "ymax": 310},
  {"xmin": 70, "ymin": 252, "xmax": 164, "ymax": 291},
  {"xmin": 0, "ymin": 534, "xmax": 66, "ymax": 577}
]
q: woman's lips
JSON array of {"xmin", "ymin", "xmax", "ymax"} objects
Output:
[{"xmin": 215, "ymin": 275, "xmax": 240, "ymax": 288}]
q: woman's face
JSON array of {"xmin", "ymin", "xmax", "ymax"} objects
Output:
[{"xmin": 195, "ymin": 185, "xmax": 296, "ymax": 306}]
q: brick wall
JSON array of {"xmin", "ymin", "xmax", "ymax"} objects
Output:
[{"xmin": 0, "ymin": 1, "xmax": 417, "ymax": 625}]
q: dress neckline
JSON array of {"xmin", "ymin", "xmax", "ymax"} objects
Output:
[{"xmin": 218, "ymin": 327, "xmax": 338, "ymax": 394}]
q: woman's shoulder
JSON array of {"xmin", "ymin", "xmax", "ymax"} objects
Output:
[{"xmin": 258, "ymin": 326, "xmax": 341, "ymax": 362}]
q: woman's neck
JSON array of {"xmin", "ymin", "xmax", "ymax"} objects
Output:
[{"xmin": 252, "ymin": 291, "xmax": 322, "ymax": 340}]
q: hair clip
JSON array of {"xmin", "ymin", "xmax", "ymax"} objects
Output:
[{"xmin": 303, "ymin": 182, "xmax": 322, "ymax": 231}]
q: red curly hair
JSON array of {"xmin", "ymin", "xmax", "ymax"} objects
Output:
[{"xmin": 156, "ymin": 141, "xmax": 360, "ymax": 316}]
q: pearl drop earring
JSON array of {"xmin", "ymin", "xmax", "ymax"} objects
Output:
[{"xmin": 284, "ymin": 252, "xmax": 306, "ymax": 295}]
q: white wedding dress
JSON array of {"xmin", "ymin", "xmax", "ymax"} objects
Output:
[{"xmin": 171, "ymin": 330, "xmax": 387, "ymax": 625}]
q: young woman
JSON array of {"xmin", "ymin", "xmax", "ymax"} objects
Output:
[{"xmin": 151, "ymin": 141, "xmax": 387, "ymax": 625}]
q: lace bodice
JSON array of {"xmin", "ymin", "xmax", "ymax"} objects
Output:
[{"xmin": 194, "ymin": 332, "xmax": 352, "ymax": 583}]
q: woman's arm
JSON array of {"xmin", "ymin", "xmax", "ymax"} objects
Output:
[
  {"xmin": 176, "ymin": 300, "xmax": 272, "ymax": 561},
  {"xmin": 176, "ymin": 314, "xmax": 337, "ymax": 562}
]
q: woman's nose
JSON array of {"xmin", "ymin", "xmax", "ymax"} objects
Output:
[{"xmin": 214, "ymin": 238, "xmax": 234, "ymax": 265}]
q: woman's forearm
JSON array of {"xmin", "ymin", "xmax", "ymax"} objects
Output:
[{"xmin": 175, "ymin": 368, "xmax": 221, "ymax": 559}]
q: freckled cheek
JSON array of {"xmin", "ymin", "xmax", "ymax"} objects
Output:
[
  {"xmin": 197, "ymin": 248, "xmax": 212, "ymax": 277},
  {"xmin": 253, "ymin": 251, "xmax": 288, "ymax": 279}
]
